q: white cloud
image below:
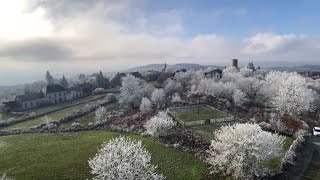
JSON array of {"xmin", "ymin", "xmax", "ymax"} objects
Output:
[{"xmin": 0, "ymin": 0, "xmax": 319, "ymax": 85}]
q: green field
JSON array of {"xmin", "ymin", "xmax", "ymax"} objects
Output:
[
  {"xmin": 174, "ymin": 107, "xmax": 227, "ymax": 122},
  {"xmin": 60, "ymin": 104, "xmax": 122, "ymax": 128},
  {"xmin": 0, "ymin": 113, "xmax": 22, "ymax": 121},
  {"xmin": 0, "ymin": 131, "xmax": 211, "ymax": 180},
  {"xmin": 0, "ymin": 99, "xmax": 110, "ymax": 131},
  {"xmin": 187, "ymin": 122, "xmax": 236, "ymax": 140},
  {"xmin": 23, "ymin": 94, "xmax": 107, "ymax": 114}
]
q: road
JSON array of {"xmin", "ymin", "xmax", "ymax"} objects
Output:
[{"xmin": 300, "ymin": 130, "xmax": 320, "ymax": 179}]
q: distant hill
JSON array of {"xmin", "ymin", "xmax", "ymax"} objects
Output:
[
  {"xmin": 127, "ymin": 63, "xmax": 223, "ymax": 72},
  {"xmin": 267, "ymin": 65, "xmax": 320, "ymax": 73}
]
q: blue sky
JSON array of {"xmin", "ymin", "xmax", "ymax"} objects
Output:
[
  {"xmin": 142, "ymin": 0, "xmax": 320, "ymax": 37},
  {"xmin": 0, "ymin": 0, "xmax": 320, "ymax": 85}
]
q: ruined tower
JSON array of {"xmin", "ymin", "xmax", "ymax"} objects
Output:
[{"xmin": 231, "ymin": 59, "xmax": 238, "ymax": 68}]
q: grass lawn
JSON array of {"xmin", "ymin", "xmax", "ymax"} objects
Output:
[
  {"xmin": 267, "ymin": 136, "xmax": 295, "ymax": 170},
  {"xmin": 0, "ymin": 113, "xmax": 22, "ymax": 121},
  {"xmin": 147, "ymin": 81, "xmax": 159, "ymax": 87},
  {"xmin": 60, "ymin": 104, "xmax": 122, "ymax": 128},
  {"xmin": 174, "ymin": 107, "xmax": 227, "ymax": 122},
  {"xmin": 187, "ymin": 122, "xmax": 236, "ymax": 140},
  {"xmin": 1, "ymin": 99, "xmax": 108, "ymax": 131},
  {"xmin": 0, "ymin": 130, "xmax": 211, "ymax": 180},
  {"xmin": 22, "ymin": 94, "xmax": 107, "ymax": 114}
]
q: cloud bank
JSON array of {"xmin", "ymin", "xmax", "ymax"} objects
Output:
[{"xmin": 0, "ymin": 0, "xmax": 319, "ymax": 85}]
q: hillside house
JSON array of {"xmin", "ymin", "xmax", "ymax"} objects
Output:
[
  {"xmin": 42, "ymin": 84, "xmax": 68, "ymax": 104},
  {"xmin": 204, "ymin": 69, "xmax": 223, "ymax": 79},
  {"xmin": 16, "ymin": 92, "xmax": 47, "ymax": 110},
  {"xmin": 3, "ymin": 83, "xmax": 90, "ymax": 111}
]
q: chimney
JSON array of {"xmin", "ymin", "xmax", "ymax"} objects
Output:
[{"xmin": 231, "ymin": 59, "xmax": 238, "ymax": 68}]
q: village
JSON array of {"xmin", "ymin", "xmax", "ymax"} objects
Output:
[{"xmin": 0, "ymin": 59, "xmax": 319, "ymax": 180}]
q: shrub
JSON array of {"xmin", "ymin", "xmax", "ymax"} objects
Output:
[
  {"xmin": 207, "ymin": 123, "xmax": 285, "ymax": 179},
  {"xmin": 140, "ymin": 97, "xmax": 152, "ymax": 112},
  {"xmin": 92, "ymin": 88, "xmax": 106, "ymax": 94},
  {"xmin": 88, "ymin": 137, "xmax": 164, "ymax": 180},
  {"xmin": 0, "ymin": 173, "xmax": 14, "ymax": 180},
  {"xmin": 144, "ymin": 111, "xmax": 176, "ymax": 137},
  {"xmin": 171, "ymin": 93, "xmax": 182, "ymax": 103},
  {"xmin": 105, "ymin": 93, "xmax": 117, "ymax": 103},
  {"xmin": 95, "ymin": 106, "xmax": 106, "ymax": 122},
  {"xmin": 151, "ymin": 89, "xmax": 166, "ymax": 108}
]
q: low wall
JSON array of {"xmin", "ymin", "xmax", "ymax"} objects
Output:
[
  {"xmin": 168, "ymin": 104, "xmax": 234, "ymax": 127},
  {"xmin": 0, "ymin": 95, "xmax": 108, "ymax": 128}
]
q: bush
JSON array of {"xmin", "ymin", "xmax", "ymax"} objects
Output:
[
  {"xmin": 105, "ymin": 93, "xmax": 117, "ymax": 103},
  {"xmin": 92, "ymin": 88, "xmax": 106, "ymax": 95},
  {"xmin": 0, "ymin": 173, "xmax": 14, "ymax": 180},
  {"xmin": 88, "ymin": 137, "xmax": 164, "ymax": 180},
  {"xmin": 95, "ymin": 106, "xmax": 106, "ymax": 122},
  {"xmin": 140, "ymin": 97, "xmax": 152, "ymax": 112},
  {"xmin": 151, "ymin": 89, "xmax": 166, "ymax": 108},
  {"xmin": 207, "ymin": 123, "xmax": 285, "ymax": 179},
  {"xmin": 144, "ymin": 111, "xmax": 176, "ymax": 137}
]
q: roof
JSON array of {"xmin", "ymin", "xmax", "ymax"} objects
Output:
[
  {"xmin": 16, "ymin": 92, "xmax": 45, "ymax": 102},
  {"xmin": 67, "ymin": 86, "xmax": 82, "ymax": 92},
  {"xmin": 204, "ymin": 69, "xmax": 222, "ymax": 75},
  {"xmin": 44, "ymin": 84, "xmax": 66, "ymax": 93}
]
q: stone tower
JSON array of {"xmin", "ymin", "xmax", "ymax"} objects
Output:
[{"xmin": 231, "ymin": 59, "xmax": 238, "ymax": 68}]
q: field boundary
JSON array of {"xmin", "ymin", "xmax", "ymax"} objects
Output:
[
  {"xmin": 167, "ymin": 104, "xmax": 234, "ymax": 127},
  {"xmin": 0, "ymin": 95, "xmax": 108, "ymax": 128}
]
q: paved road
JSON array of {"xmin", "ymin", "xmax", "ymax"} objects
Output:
[{"xmin": 300, "ymin": 136, "xmax": 320, "ymax": 180}]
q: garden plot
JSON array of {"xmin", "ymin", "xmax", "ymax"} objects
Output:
[
  {"xmin": 0, "ymin": 130, "xmax": 210, "ymax": 180},
  {"xmin": 169, "ymin": 105, "xmax": 233, "ymax": 126}
]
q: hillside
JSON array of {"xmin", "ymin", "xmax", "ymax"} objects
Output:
[{"xmin": 127, "ymin": 63, "xmax": 223, "ymax": 72}]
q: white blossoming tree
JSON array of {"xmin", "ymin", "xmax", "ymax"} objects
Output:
[
  {"xmin": 151, "ymin": 89, "xmax": 166, "ymax": 108},
  {"xmin": 88, "ymin": 137, "xmax": 164, "ymax": 180},
  {"xmin": 266, "ymin": 71, "xmax": 315, "ymax": 115},
  {"xmin": 120, "ymin": 74, "xmax": 150, "ymax": 109},
  {"xmin": 144, "ymin": 111, "xmax": 176, "ymax": 137},
  {"xmin": 140, "ymin": 97, "xmax": 152, "ymax": 112},
  {"xmin": 171, "ymin": 93, "xmax": 182, "ymax": 104},
  {"xmin": 95, "ymin": 106, "xmax": 106, "ymax": 122},
  {"xmin": 207, "ymin": 123, "xmax": 285, "ymax": 179}
]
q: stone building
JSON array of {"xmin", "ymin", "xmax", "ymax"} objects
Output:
[{"xmin": 42, "ymin": 84, "xmax": 68, "ymax": 104}]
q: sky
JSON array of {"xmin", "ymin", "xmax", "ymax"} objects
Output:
[{"xmin": 0, "ymin": 0, "xmax": 320, "ymax": 85}]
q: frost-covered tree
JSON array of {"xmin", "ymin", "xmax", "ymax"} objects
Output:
[
  {"xmin": 266, "ymin": 71, "xmax": 315, "ymax": 115},
  {"xmin": 45, "ymin": 71, "xmax": 54, "ymax": 84},
  {"xmin": 120, "ymin": 74, "xmax": 150, "ymax": 109},
  {"xmin": 240, "ymin": 68, "xmax": 254, "ymax": 77},
  {"xmin": 232, "ymin": 89, "xmax": 246, "ymax": 107},
  {"xmin": 174, "ymin": 71, "xmax": 193, "ymax": 90},
  {"xmin": 140, "ymin": 97, "xmax": 152, "ymax": 112},
  {"xmin": 171, "ymin": 93, "xmax": 182, "ymax": 103},
  {"xmin": 88, "ymin": 137, "xmax": 164, "ymax": 180},
  {"xmin": 163, "ymin": 79, "xmax": 182, "ymax": 96},
  {"xmin": 151, "ymin": 89, "xmax": 166, "ymax": 108},
  {"xmin": 144, "ymin": 111, "xmax": 176, "ymax": 137},
  {"xmin": 60, "ymin": 75, "xmax": 68, "ymax": 88},
  {"xmin": 207, "ymin": 123, "xmax": 285, "ymax": 179},
  {"xmin": 95, "ymin": 106, "xmax": 106, "ymax": 122},
  {"xmin": 223, "ymin": 66, "xmax": 239, "ymax": 74}
]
